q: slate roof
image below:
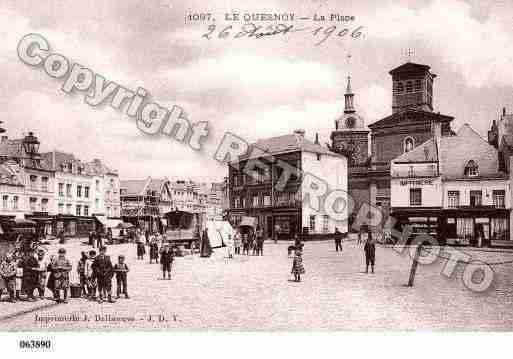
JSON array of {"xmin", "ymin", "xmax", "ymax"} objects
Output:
[
  {"xmin": 120, "ymin": 178, "xmax": 150, "ymax": 196},
  {"xmin": 389, "ymin": 62, "xmax": 431, "ymax": 75},
  {"xmin": 393, "ymin": 138, "xmax": 438, "ymax": 163},
  {"xmin": 368, "ymin": 108, "xmax": 453, "ymax": 129},
  {"xmin": 238, "ymin": 132, "xmax": 341, "ymax": 162}
]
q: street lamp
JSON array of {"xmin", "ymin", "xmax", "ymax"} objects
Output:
[{"xmin": 23, "ymin": 131, "xmax": 40, "ymax": 156}]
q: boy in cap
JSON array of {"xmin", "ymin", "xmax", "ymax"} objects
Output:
[
  {"xmin": 0, "ymin": 254, "xmax": 17, "ymax": 302},
  {"xmin": 92, "ymin": 246, "xmax": 115, "ymax": 303},
  {"xmin": 114, "ymin": 255, "xmax": 130, "ymax": 299},
  {"xmin": 160, "ymin": 244, "xmax": 173, "ymax": 280}
]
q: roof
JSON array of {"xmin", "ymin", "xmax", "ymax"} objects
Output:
[
  {"xmin": 120, "ymin": 178, "xmax": 150, "ymax": 196},
  {"xmin": 368, "ymin": 108, "xmax": 453, "ymax": 129},
  {"xmin": 393, "ymin": 138, "xmax": 438, "ymax": 163},
  {"xmin": 0, "ymin": 162, "xmax": 23, "ymax": 186},
  {"xmin": 0, "ymin": 138, "xmax": 53, "ymax": 171},
  {"xmin": 389, "ymin": 62, "xmax": 432, "ymax": 76},
  {"xmin": 147, "ymin": 178, "xmax": 168, "ymax": 192},
  {"xmin": 238, "ymin": 132, "xmax": 341, "ymax": 162},
  {"xmin": 439, "ymin": 124, "xmax": 506, "ymax": 180}
]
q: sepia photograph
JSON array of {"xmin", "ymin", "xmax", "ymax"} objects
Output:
[{"xmin": 1, "ymin": 0, "xmax": 513, "ymax": 356}]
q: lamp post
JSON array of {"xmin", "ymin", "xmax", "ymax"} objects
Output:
[{"xmin": 22, "ymin": 131, "xmax": 40, "ymax": 168}]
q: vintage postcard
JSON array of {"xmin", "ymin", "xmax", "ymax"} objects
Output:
[{"xmin": 1, "ymin": 0, "xmax": 513, "ymax": 355}]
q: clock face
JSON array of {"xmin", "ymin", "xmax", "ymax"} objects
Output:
[{"xmin": 345, "ymin": 117, "xmax": 356, "ymax": 128}]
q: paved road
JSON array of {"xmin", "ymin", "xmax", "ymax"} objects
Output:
[{"xmin": 1, "ymin": 237, "xmax": 513, "ymax": 331}]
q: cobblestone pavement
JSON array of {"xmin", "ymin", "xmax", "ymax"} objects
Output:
[{"xmin": 1, "ymin": 237, "xmax": 513, "ymax": 331}]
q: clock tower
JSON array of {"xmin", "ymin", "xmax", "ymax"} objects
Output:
[{"xmin": 330, "ymin": 76, "xmax": 369, "ymax": 168}]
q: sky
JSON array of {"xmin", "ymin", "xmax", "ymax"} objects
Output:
[{"xmin": 1, "ymin": 0, "xmax": 513, "ymax": 182}]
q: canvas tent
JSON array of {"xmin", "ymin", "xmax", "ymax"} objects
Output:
[{"xmin": 205, "ymin": 220, "xmax": 235, "ymax": 248}]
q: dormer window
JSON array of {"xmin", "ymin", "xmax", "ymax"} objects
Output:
[
  {"xmin": 403, "ymin": 137, "xmax": 415, "ymax": 153},
  {"xmin": 464, "ymin": 160, "xmax": 479, "ymax": 177}
]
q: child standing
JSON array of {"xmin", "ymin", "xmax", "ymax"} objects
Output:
[
  {"xmin": 364, "ymin": 230, "xmax": 376, "ymax": 274},
  {"xmin": 0, "ymin": 254, "xmax": 17, "ymax": 302},
  {"xmin": 291, "ymin": 249, "xmax": 305, "ymax": 282},
  {"xmin": 136, "ymin": 240, "xmax": 146, "ymax": 260},
  {"xmin": 77, "ymin": 251, "xmax": 88, "ymax": 298},
  {"xmin": 51, "ymin": 248, "xmax": 72, "ymax": 303},
  {"xmin": 160, "ymin": 245, "xmax": 173, "ymax": 280},
  {"xmin": 114, "ymin": 255, "xmax": 130, "ymax": 299},
  {"xmin": 85, "ymin": 250, "xmax": 96, "ymax": 300}
]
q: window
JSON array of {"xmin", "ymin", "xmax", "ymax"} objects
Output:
[
  {"xmin": 406, "ymin": 81, "xmax": 413, "ymax": 92},
  {"xmin": 323, "ymin": 215, "xmax": 329, "ymax": 233},
  {"xmin": 447, "ymin": 191, "xmax": 460, "ymax": 208},
  {"xmin": 42, "ymin": 177, "xmax": 49, "ymax": 191},
  {"xmin": 410, "ymin": 188, "xmax": 422, "ymax": 206},
  {"xmin": 29, "ymin": 175, "xmax": 37, "ymax": 190},
  {"xmin": 84, "ymin": 205, "xmax": 89, "ymax": 216},
  {"xmin": 77, "ymin": 185, "xmax": 82, "ymax": 197},
  {"xmin": 58, "ymin": 183, "xmax": 64, "ymax": 197},
  {"xmin": 263, "ymin": 194, "xmax": 271, "ymax": 206},
  {"xmin": 13, "ymin": 196, "xmax": 19, "ymax": 210},
  {"xmin": 470, "ymin": 190, "xmax": 482, "ymax": 207},
  {"xmin": 107, "ymin": 206, "xmax": 111, "ymax": 216},
  {"xmin": 404, "ymin": 137, "xmax": 415, "ymax": 153},
  {"xmin": 58, "ymin": 203, "xmax": 64, "ymax": 214},
  {"xmin": 41, "ymin": 198, "xmax": 47, "ymax": 212},
  {"xmin": 76, "ymin": 205, "xmax": 82, "ymax": 216},
  {"xmin": 84, "ymin": 186, "xmax": 90, "ymax": 198},
  {"xmin": 66, "ymin": 204, "xmax": 72, "ymax": 214},
  {"xmin": 234, "ymin": 196, "xmax": 240, "ymax": 208},
  {"xmin": 29, "ymin": 197, "xmax": 37, "ymax": 211},
  {"xmin": 96, "ymin": 180, "xmax": 100, "ymax": 191},
  {"xmin": 66, "ymin": 184, "xmax": 72, "ymax": 197},
  {"xmin": 397, "ymin": 81, "xmax": 404, "ymax": 93},
  {"xmin": 241, "ymin": 197, "xmax": 246, "ymax": 208},
  {"xmin": 95, "ymin": 198, "xmax": 100, "ymax": 210},
  {"xmin": 2, "ymin": 195, "xmax": 8, "ymax": 209},
  {"xmin": 464, "ymin": 160, "xmax": 479, "ymax": 177},
  {"xmin": 408, "ymin": 166, "xmax": 415, "ymax": 177},
  {"xmin": 493, "ymin": 190, "xmax": 505, "ymax": 208},
  {"xmin": 309, "ymin": 215, "xmax": 316, "ymax": 232},
  {"xmin": 106, "ymin": 190, "xmax": 111, "ymax": 201},
  {"xmin": 414, "ymin": 79, "xmax": 421, "ymax": 91}
]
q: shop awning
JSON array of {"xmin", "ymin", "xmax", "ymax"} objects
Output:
[{"xmin": 94, "ymin": 215, "xmax": 124, "ymax": 228}]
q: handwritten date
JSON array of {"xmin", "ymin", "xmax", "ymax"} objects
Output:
[{"xmin": 202, "ymin": 22, "xmax": 364, "ymax": 46}]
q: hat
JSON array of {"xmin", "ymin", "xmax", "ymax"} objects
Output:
[
  {"xmin": 58, "ymin": 248, "xmax": 66, "ymax": 254},
  {"xmin": 89, "ymin": 250, "xmax": 97, "ymax": 256},
  {"xmin": 118, "ymin": 255, "xmax": 125, "ymax": 259},
  {"xmin": 37, "ymin": 249, "xmax": 45, "ymax": 254}
]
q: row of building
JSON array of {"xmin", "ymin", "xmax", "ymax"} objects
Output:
[
  {"xmin": 0, "ymin": 129, "xmax": 228, "ymax": 237},
  {"xmin": 226, "ymin": 60, "xmax": 513, "ymax": 245}
]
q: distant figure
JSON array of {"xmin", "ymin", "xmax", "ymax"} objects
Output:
[
  {"xmin": 334, "ymin": 227, "xmax": 343, "ymax": 252},
  {"xmin": 200, "ymin": 229, "xmax": 212, "ymax": 258},
  {"xmin": 160, "ymin": 245, "xmax": 174, "ymax": 280},
  {"xmin": 96, "ymin": 231, "xmax": 103, "ymax": 249},
  {"xmin": 137, "ymin": 239, "xmax": 146, "ymax": 260},
  {"xmin": 291, "ymin": 248, "xmax": 305, "ymax": 282},
  {"xmin": 364, "ymin": 229, "xmax": 376, "ymax": 274},
  {"xmin": 233, "ymin": 231, "xmax": 241, "ymax": 255},
  {"xmin": 242, "ymin": 233, "xmax": 249, "ymax": 255},
  {"xmin": 149, "ymin": 236, "xmax": 159, "ymax": 264}
]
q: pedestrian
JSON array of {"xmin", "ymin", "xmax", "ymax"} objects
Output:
[
  {"xmin": 114, "ymin": 255, "xmax": 130, "ymax": 299},
  {"xmin": 334, "ymin": 227, "xmax": 343, "ymax": 252},
  {"xmin": 58, "ymin": 229, "xmax": 65, "ymax": 244},
  {"xmin": 88, "ymin": 230, "xmax": 94, "ymax": 247},
  {"xmin": 256, "ymin": 228, "xmax": 264, "ymax": 256},
  {"xmin": 21, "ymin": 248, "xmax": 39, "ymax": 301},
  {"xmin": 242, "ymin": 233, "xmax": 249, "ymax": 255},
  {"xmin": 15, "ymin": 259, "xmax": 23, "ymax": 300},
  {"xmin": 35, "ymin": 249, "xmax": 49, "ymax": 299},
  {"xmin": 145, "ymin": 229, "xmax": 150, "ymax": 245},
  {"xmin": 96, "ymin": 231, "xmax": 103, "ymax": 249},
  {"xmin": 233, "ymin": 231, "xmax": 241, "ymax": 255},
  {"xmin": 92, "ymin": 246, "xmax": 115, "ymax": 303},
  {"xmin": 45, "ymin": 255, "xmax": 56, "ymax": 298},
  {"xmin": 77, "ymin": 251, "xmax": 89, "ymax": 298},
  {"xmin": 360, "ymin": 227, "xmax": 368, "ymax": 247},
  {"xmin": 0, "ymin": 254, "xmax": 17, "ymax": 302},
  {"xmin": 51, "ymin": 248, "xmax": 72, "ymax": 303},
  {"xmin": 364, "ymin": 229, "xmax": 376, "ymax": 274},
  {"xmin": 291, "ymin": 248, "xmax": 305, "ymax": 282},
  {"xmin": 149, "ymin": 236, "xmax": 159, "ymax": 264},
  {"xmin": 226, "ymin": 233, "xmax": 234, "ymax": 259},
  {"xmin": 137, "ymin": 239, "xmax": 146, "ymax": 260},
  {"xmin": 85, "ymin": 250, "xmax": 97, "ymax": 300},
  {"xmin": 160, "ymin": 244, "xmax": 174, "ymax": 280}
]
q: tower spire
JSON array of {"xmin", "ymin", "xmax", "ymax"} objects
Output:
[{"xmin": 344, "ymin": 75, "xmax": 355, "ymax": 114}]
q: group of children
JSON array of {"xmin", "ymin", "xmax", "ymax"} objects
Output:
[
  {"xmin": 232, "ymin": 229, "xmax": 265, "ymax": 256},
  {"xmin": 0, "ymin": 245, "xmax": 130, "ymax": 304},
  {"xmin": 134, "ymin": 234, "xmax": 175, "ymax": 280}
]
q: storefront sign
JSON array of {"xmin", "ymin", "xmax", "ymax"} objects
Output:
[{"xmin": 399, "ymin": 178, "xmax": 434, "ymax": 186}]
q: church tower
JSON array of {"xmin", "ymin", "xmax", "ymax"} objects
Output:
[
  {"xmin": 330, "ymin": 76, "xmax": 369, "ymax": 167},
  {"xmin": 390, "ymin": 62, "xmax": 436, "ymax": 113}
]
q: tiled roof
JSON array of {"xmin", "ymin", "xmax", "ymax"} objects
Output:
[
  {"xmin": 239, "ymin": 133, "xmax": 339, "ymax": 162},
  {"xmin": 389, "ymin": 62, "xmax": 431, "ymax": 75},
  {"xmin": 120, "ymin": 178, "xmax": 150, "ymax": 196},
  {"xmin": 368, "ymin": 108, "xmax": 453, "ymax": 129},
  {"xmin": 393, "ymin": 139, "xmax": 438, "ymax": 163},
  {"xmin": 0, "ymin": 162, "xmax": 23, "ymax": 186}
]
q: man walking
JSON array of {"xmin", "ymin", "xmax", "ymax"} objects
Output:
[
  {"xmin": 92, "ymin": 246, "xmax": 115, "ymax": 303},
  {"xmin": 160, "ymin": 244, "xmax": 174, "ymax": 280},
  {"xmin": 364, "ymin": 229, "xmax": 376, "ymax": 274},
  {"xmin": 334, "ymin": 227, "xmax": 343, "ymax": 252}
]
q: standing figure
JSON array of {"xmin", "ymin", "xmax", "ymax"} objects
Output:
[
  {"xmin": 256, "ymin": 228, "xmax": 264, "ymax": 256},
  {"xmin": 88, "ymin": 230, "xmax": 95, "ymax": 247},
  {"xmin": 0, "ymin": 254, "xmax": 17, "ymax": 302},
  {"xmin": 200, "ymin": 229, "xmax": 212, "ymax": 258},
  {"xmin": 21, "ymin": 249, "xmax": 39, "ymax": 301},
  {"xmin": 77, "ymin": 251, "xmax": 89, "ymax": 298},
  {"xmin": 35, "ymin": 249, "xmax": 49, "ymax": 299},
  {"xmin": 96, "ymin": 231, "xmax": 103, "ymax": 249},
  {"xmin": 85, "ymin": 250, "xmax": 97, "ymax": 300},
  {"xmin": 45, "ymin": 255, "xmax": 56, "ymax": 298},
  {"xmin": 291, "ymin": 249, "xmax": 305, "ymax": 282},
  {"xmin": 149, "ymin": 236, "xmax": 159, "ymax": 264},
  {"xmin": 233, "ymin": 231, "xmax": 241, "ymax": 255},
  {"xmin": 160, "ymin": 245, "xmax": 174, "ymax": 280},
  {"xmin": 364, "ymin": 230, "xmax": 376, "ymax": 274},
  {"xmin": 226, "ymin": 233, "xmax": 234, "ymax": 259},
  {"xmin": 136, "ymin": 239, "xmax": 146, "ymax": 260},
  {"xmin": 242, "ymin": 233, "xmax": 249, "ymax": 255},
  {"xmin": 51, "ymin": 248, "xmax": 72, "ymax": 303},
  {"xmin": 92, "ymin": 246, "xmax": 115, "ymax": 303},
  {"xmin": 114, "ymin": 255, "xmax": 130, "ymax": 299},
  {"xmin": 334, "ymin": 227, "xmax": 343, "ymax": 252}
]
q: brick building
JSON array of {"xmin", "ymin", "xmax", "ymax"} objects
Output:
[{"xmin": 331, "ymin": 62, "xmax": 454, "ymax": 227}]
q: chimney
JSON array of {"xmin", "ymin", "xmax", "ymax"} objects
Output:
[
  {"xmin": 503, "ymin": 107, "xmax": 507, "ymax": 117},
  {"xmin": 314, "ymin": 133, "xmax": 319, "ymax": 144},
  {"xmin": 293, "ymin": 129, "xmax": 305, "ymax": 137}
]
